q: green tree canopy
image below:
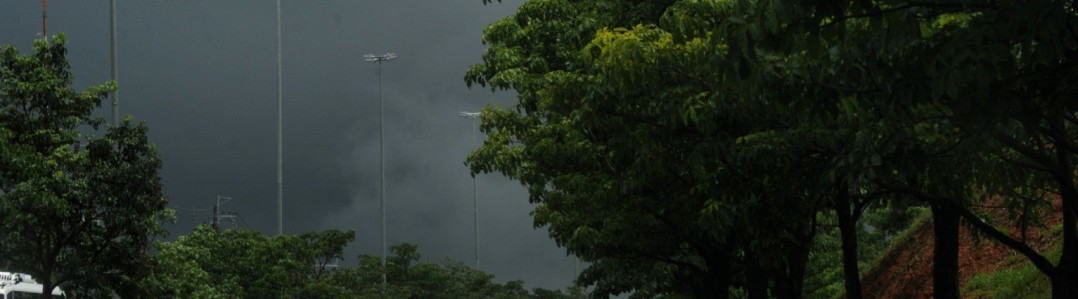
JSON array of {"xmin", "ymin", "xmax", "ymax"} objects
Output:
[
  {"xmin": 139, "ymin": 225, "xmax": 357, "ymax": 298},
  {"xmin": 0, "ymin": 34, "xmax": 170, "ymax": 297},
  {"xmin": 468, "ymin": 0, "xmax": 1077, "ymax": 298},
  {"xmin": 143, "ymin": 228, "xmax": 585, "ymax": 299},
  {"xmin": 341, "ymin": 243, "xmax": 586, "ymax": 298}
]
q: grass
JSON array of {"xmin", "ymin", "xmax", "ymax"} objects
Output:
[
  {"xmin": 802, "ymin": 206, "xmax": 930, "ymax": 299},
  {"xmin": 861, "ymin": 206, "xmax": 932, "ymax": 276},
  {"xmin": 961, "ymin": 235, "xmax": 1061, "ymax": 298},
  {"xmin": 853, "ymin": 203, "xmax": 1064, "ymax": 298}
]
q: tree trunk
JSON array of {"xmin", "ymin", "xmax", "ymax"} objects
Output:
[
  {"xmin": 774, "ymin": 220, "xmax": 813, "ymax": 299},
  {"xmin": 700, "ymin": 252, "xmax": 732, "ymax": 299},
  {"xmin": 40, "ymin": 279, "xmax": 54, "ymax": 299},
  {"xmin": 1051, "ymin": 124, "xmax": 1077, "ymax": 299},
  {"xmin": 1052, "ymin": 174, "xmax": 1077, "ymax": 298},
  {"xmin": 744, "ymin": 254, "xmax": 769, "ymax": 299},
  {"xmin": 714, "ymin": 254, "xmax": 731, "ymax": 299},
  {"xmin": 931, "ymin": 203, "xmax": 960, "ymax": 299},
  {"xmin": 37, "ymin": 261, "xmax": 55, "ymax": 299},
  {"xmin": 1050, "ymin": 272, "xmax": 1070, "ymax": 299},
  {"xmin": 1053, "ymin": 210, "xmax": 1076, "ymax": 299},
  {"xmin": 836, "ymin": 190, "xmax": 863, "ymax": 299}
]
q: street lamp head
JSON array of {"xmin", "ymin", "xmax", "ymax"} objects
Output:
[
  {"xmin": 365, "ymin": 52, "xmax": 398, "ymax": 62},
  {"xmin": 459, "ymin": 111, "xmax": 481, "ymax": 118}
]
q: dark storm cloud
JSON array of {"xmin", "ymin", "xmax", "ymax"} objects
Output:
[{"xmin": 1, "ymin": 0, "xmax": 579, "ymax": 290}]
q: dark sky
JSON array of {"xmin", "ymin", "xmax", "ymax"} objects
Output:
[{"xmin": 1, "ymin": 0, "xmax": 581, "ymax": 290}]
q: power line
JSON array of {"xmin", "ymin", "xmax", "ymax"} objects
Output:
[
  {"xmin": 235, "ymin": 214, "xmax": 254, "ymax": 230},
  {"xmin": 170, "ymin": 206, "xmax": 214, "ymax": 212}
]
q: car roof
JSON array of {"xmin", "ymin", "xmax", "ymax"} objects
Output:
[{"xmin": 2, "ymin": 282, "xmax": 65, "ymax": 296}]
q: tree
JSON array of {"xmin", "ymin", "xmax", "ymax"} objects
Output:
[
  {"xmin": 764, "ymin": 1, "xmax": 1078, "ymax": 297},
  {"xmin": 467, "ymin": 1, "xmax": 846, "ymax": 297},
  {"xmin": 143, "ymin": 227, "xmax": 581, "ymax": 298},
  {"xmin": 938, "ymin": 5, "xmax": 1078, "ymax": 295},
  {"xmin": 137, "ymin": 237, "xmax": 224, "ymax": 298},
  {"xmin": 336, "ymin": 243, "xmax": 584, "ymax": 298},
  {"xmin": 468, "ymin": 0, "xmax": 1078, "ymax": 298},
  {"xmin": 708, "ymin": 1, "xmax": 1078, "ymax": 297},
  {"xmin": 0, "ymin": 34, "xmax": 170, "ymax": 297},
  {"xmin": 139, "ymin": 225, "xmax": 357, "ymax": 298}
]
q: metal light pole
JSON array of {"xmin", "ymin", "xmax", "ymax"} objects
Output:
[
  {"xmin": 365, "ymin": 52, "xmax": 396, "ymax": 288},
  {"xmin": 41, "ymin": 0, "xmax": 47, "ymax": 41},
  {"xmin": 575, "ymin": 258, "xmax": 579, "ymax": 278},
  {"xmin": 110, "ymin": 0, "xmax": 118, "ymax": 126},
  {"xmin": 459, "ymin": 111, "xmax": 481, "ymax": 270},
  {"xmin": 276, "ymin": 0, "xmax": 283, "ymax": 236}
]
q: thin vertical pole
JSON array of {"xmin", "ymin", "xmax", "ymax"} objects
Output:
[
  {"xmin": 379, "ymin": 60, "xmax": 387, "ymax": 288},
  {"xmin": 365, "ymin": 53, "xmax": 395, "ymax": 291},
  {"xmin": 212, "ymin": 204, "xmax": 219, "ymax": 231},
  {"xmin": 110, "ymin": 0, "xmax": 118, "ymax": 126},
  {"xmin": 459, "ymin": 111, "xmax": 481, "ymax": 270},
  {"xmin": 276, "ymin": 0, "xmax": 283, "ymax": 236},
  {"xmin": 42, "ymin": 0, "xmax": 47, "ymax": 41},
  {"xmin": 472, "ymin": 116, "xmax": 479, "ymax": 271}
]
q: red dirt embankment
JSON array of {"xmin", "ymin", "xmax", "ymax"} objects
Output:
[{"xmin": 860, "ymin": 197, "xmax": 1062, "ymax": 298}]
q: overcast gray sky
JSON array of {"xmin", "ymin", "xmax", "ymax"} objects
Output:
[{"xmin": 1, "ymin": 0, "xmax": 581, "ymax": 291}]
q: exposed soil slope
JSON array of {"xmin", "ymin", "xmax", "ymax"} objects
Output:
[{"xmin": 860, "ymin": 198, "xmax": 1062, "ymax": 298}]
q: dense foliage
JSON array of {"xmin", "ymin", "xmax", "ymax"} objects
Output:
[
  {"xmin": 468, "ymin": 0, "xmax": 1076, "ymax": 298},
  {"xmin": 140, "ymin": 225, "xmax": 586, "ymax": 299},
  {"xmin": 0, "ymin": 34, "xmax": 170, "ymax": 297},
  {"xmin": 4, "ymin": 0, "xmax": 1077, "ymax": 296}
]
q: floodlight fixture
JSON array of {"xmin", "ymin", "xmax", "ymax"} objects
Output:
[{"xmin": 365, "ymin": 53, "xmax": 397, "ymax": 62}]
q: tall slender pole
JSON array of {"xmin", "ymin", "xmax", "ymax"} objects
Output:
[
  {"xmin": 379, "ymin": 60, "xmax": 385, "ymax": 288},
  {"xmin": 110, "ymin": 0, "xmax": 118, "ymax": 126},
  {"xmin": 472, "ymin": 117, "xmax": 478, "ymax": 271},
  {"xmin": 276, "ymin": 0, "xmax": 283, "ymax": 236},
  {"xmin": 365, "ymin": 53, "xmax": 396, "ymax": 289},
  {"xmin": 41, "ymin": 0, "xmax": 47, "ymax": 41},
  {"xmin": 459, "ymin": 111, "xmax": 481, "ymax": 270}
]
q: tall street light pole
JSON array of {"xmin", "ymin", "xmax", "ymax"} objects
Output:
[
  {"xmin": 365, "ymin": 52, "xmax": 396, "ymax": 288},
  {"xmin": 276, "ymin": 0, "xmax": 283, "ymax": 236},
  {"xmin": 459, "ymin": 111, "xmax": 481, "ymax": 270},
  {"xmin": 41, "ymin": 0, "xmax": 47, "ymax": 41},
  {"xmin": 110, "ymin": 0, "xmax": 118, "ymax": 126},
  {"xmin": 575, "ymin": 258, "xmax": 579, "ymax": 279}
]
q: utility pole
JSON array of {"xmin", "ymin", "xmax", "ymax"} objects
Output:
[
  {"xmin": 215, "ymin": 195, "xmax": 233, "ymax": 231},
  {"xmin": 364, "ymin": 52, "xmax": 396, "ymax": 289},
  {"xmin": 459, "ymin": 111, "xmax": 481, "ymax": 270}
]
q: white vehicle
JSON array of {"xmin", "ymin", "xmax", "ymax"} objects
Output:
[{"xmin": 0, "ymin": 272, "xmax": 65, "ymax": 299}]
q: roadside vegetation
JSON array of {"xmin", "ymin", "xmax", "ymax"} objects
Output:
[{"xmin": 3, "ymin": 0, "xmax": 1076, "ymax": 297}]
